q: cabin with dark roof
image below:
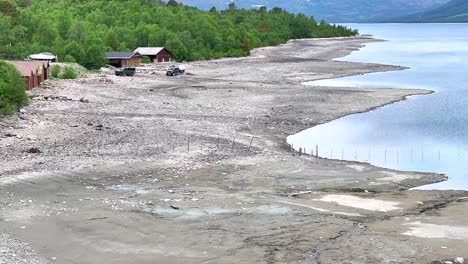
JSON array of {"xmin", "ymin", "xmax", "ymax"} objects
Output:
[{"xmin": 104, "ymin": 52, "xmax": 141, "ymax": 68}]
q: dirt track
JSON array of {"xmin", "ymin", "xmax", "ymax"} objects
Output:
[{"xmin": 1, "ymin": 36, "xmax": 467, "ymax": 264}]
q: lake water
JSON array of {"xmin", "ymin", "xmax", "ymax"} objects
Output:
[{"xmin": 287, "ymin": 24, "xmax": 468, "ymax": 190}]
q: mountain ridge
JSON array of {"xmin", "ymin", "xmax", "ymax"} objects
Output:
[
  {"xmin": 177, "ymin": 0, "xmax": 450, "ymax": 22},
  {"xmin": 391, "ymin": 0, "xmax": 468, "ymax": 22}
]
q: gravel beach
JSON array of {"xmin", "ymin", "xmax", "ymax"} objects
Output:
[{"xmin": 0, "ymin": 36, "xmax": 467, "ymax": 264}]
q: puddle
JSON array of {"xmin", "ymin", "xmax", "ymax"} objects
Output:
[
  {"xmin": 403, "ymin": 221, "xmax": 468, "ymax": 240},
  {"xmin": 151, "ymin": 205, "xmax": 292, "ymax": 219},
  {"xmin": 108, "ymin": 184, "xmax": 153, "ymax": 195},
  {"xmin": 317, "ymin": 194, "xmax": 401, "ymax": 212}
]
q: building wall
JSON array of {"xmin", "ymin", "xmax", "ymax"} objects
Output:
[
  {"xmin": 33, "ymin": 73, "xmax": 39, "ymax": 88},
  {"xmin": 109, "ymin": 57, "xmax": 140, "ymax": 68},
  {"xmin": 125, "ymin": 56, "xmax": 140, "ymax": 67},
  {"xmin": 23, "ymin": 76, "xmax": 33, "ymax": 90},
  {"xmin": 155, "ymin": 50, "xmax": 172, "ymax": 63}
]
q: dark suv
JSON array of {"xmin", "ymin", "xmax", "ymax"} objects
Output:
[
  {"xmin": 166, "ymin": 65, "xmax": 185, "ymax": 76},
  {"xmin": 115, "ymin": 67, "xmax": 136, "ymax": 76}
]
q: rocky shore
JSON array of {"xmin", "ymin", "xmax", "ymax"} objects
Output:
[{"xmin": 0, "ymin": 36, "xmax": 467, "ymax": 264}]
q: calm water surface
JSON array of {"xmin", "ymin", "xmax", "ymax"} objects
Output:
[{"xmin": 287, "ymin": 24, "xmax": 468, "ymax": 190}]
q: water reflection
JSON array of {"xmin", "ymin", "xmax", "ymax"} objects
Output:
[{"xmin": 288, "ymin": 24, "xmax": 468, "ymax": 190}]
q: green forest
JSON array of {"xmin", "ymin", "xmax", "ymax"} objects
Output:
[{"xmin": 0, "ymin": 0, "xmax": 358, "ymax": 69}]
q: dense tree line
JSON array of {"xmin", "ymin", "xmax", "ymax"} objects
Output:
[{"xmin": 0, "ymin": 0, "xmax": 357, "ymax": 69}]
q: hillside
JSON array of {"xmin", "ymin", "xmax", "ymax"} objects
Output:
[
  {"xmin": 0, "ymin": 0, "xmax": 357, "ymax": 69},
  {"xmin": 178, "ymin": 0, "xmax": 450, "ymax": 22},
  {"xmin": 395, "ymin": 0, "xmax": 468, "ymax": 22}
]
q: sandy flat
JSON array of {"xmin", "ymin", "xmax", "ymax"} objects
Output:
[
  {"xmin": 317, "ymin": 194, "xmax": 401, "ymax": 212},
  {"xmin": 403, "ymin": 221, "xmax": 468, "ymax": 240}
]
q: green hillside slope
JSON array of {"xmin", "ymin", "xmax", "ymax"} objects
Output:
[{"xmin": 0, "ymin": 0, "xmax": 357, "ymax": 68}]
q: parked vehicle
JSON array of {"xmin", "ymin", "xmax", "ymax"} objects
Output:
[
  {"xmin": 115, "ymin": 67, "xmax": 136, "ymax": 76},
  {"xmin": 166, "ymin": 65, "xmax": 186, "ymax": 76}
]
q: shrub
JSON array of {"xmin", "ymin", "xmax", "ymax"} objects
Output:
[
  {"xmin": 141, "ymin": 56, "xmax": 151, "ymax": 64},
  {"xmin": 60, "ymin": 66, "xmax": 77, "ymax": 79},
  {"xmin": 51, "ymin": 65, "xmax": 61, "ymax": 78},
  {"xmin": 63, "ymin": 54, "xmax": 76, "ymax": 62},
  {"xmin": 0, "ymin": 61, "xmax": 29, "ymax": 114}
]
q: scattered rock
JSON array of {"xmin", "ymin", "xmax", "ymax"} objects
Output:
[
  {"xmin": 4, "ymin": 133, "xmax": 16, "ymax": 137},
  {"xmin": 79, "ymin": 97, "xmax": 89, "ymax": 103},
  {"xmin": 26, "ymin": 147, "xmax": 42, "ymax": 154},
  {"xmin": 290, "ymin": 191, "xmax": 312, "ymax": 197},
  {"xmin": 170, "ymin": 205, "xmax": 179, "ymax": 210}
]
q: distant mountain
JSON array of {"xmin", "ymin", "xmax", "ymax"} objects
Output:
[
  {"xmin": 394, "ymin": 0, "xmax": 468, "ymax": 22},
  {"xmin": 177, "ymin": 0, "xmax": 450, "ymax": 22}
]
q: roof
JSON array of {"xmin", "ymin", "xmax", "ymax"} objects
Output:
[
  {"xmin": 134, "ymin": 47, "xmax": 172, "ymax": 56},
  {"xmin": 105, "ymin": 52, "xmax": 139, "ymax": 59},
  {"xmin": 29, "ymin": 52, "xmax": 57, "ymax": 60},
  {"xmin": 6, "ymin": 61, "xmax": 49, "ymax": 77}
]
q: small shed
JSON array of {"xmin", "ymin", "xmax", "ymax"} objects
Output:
[
  {"xmin": 134, "ymin": 47, "xmax": 172, "ymax": 63},
  {"xmin": 105, "ymin": 52, "xmax": 141, "ymax": 68},
  {"xmin": 28, "ymin": 52, "xmax": 58, "ymax": 62},
  {"xmin": 6, "ymin": 61, "xmax": 50, "ymax": 90}
]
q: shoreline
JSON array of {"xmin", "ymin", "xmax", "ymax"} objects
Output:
[
  {"xmin": 1, "ymin": 36, "xmax": 467, "ymax": 263},
  {"xmin": 285, "ymin": 87, "xmax": 445, "ymax": 190}
]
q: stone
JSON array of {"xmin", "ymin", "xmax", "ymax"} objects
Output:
[
  {"xmin": 455, "ymin": 257, "xmax": 464, "ymax": 264},
  {"xmin": 79, "ymin": 97, "xmax": 89, "ymax": 103},
  {"xmin": 26, "ymin": 147, "xmax": 41, "ymax": 154}
]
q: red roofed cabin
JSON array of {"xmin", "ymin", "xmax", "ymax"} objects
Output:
[
  {"xmin": 6, "ymin": 61, "xmax": 50, "ymax": 90},
  {"xmin": 134, "ymin": 47, "xmax": 172, "ymax": 63}
]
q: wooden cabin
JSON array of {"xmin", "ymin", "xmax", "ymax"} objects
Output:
[
  {"xmin": 6, "ymin": 61, "xmax": 50, "ymax": 90},
  {"xmin": 134, "ymin": 47, "xmax": 173, "ymax": 63},
  {"xmin": 105, "ymin": 52, "xmax": 141, "ymax": 68}
]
